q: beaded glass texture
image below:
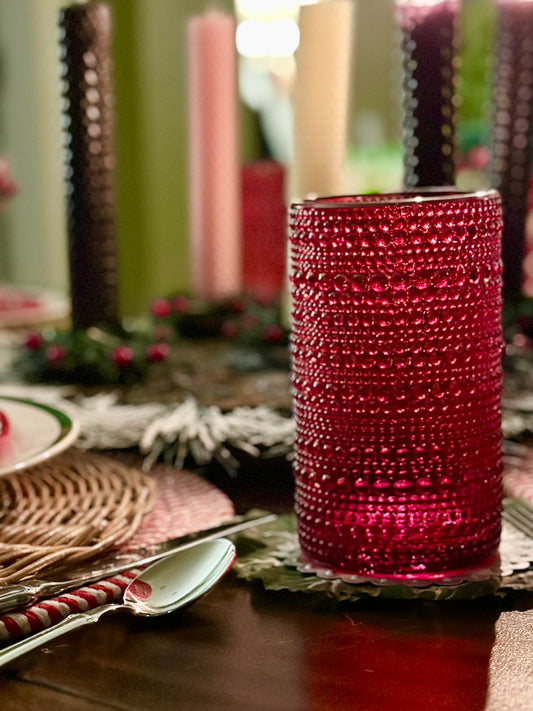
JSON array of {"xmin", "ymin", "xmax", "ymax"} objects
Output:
[{"xmin": 289, "ymin": 191, "xmax": 504, "ymax": 581}]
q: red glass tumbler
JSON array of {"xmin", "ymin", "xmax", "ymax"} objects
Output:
[{"xmin": 289, "ymin": 191, "xmax": 504, "ymax": 581}]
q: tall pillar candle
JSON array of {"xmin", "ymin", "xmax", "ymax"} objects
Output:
[
  {"xmin": 59, "ymin": 2, "xmax": 120, "ymax": 329},
  {"xmin": 290, "ymin": 0, "xmax": 354, "ymax": 202},
  {"xmin": 187, "ymin": 10, "xmax": 242, "ymax": 301},
  {"xmin": 241, "ymin": 160, "xmax": 286, "ymax": 302},
  {"xmin": 489, "ymin": 0, "xmax": 533, "ymax": 303},
  {"xmin": 396, "ymin": 0, "xmax": 460, "ymax": 188}
]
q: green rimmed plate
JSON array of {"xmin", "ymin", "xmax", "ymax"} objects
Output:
[{"xmin": 0, "ymin": 396, "xmax": 80, "ymax": 476}]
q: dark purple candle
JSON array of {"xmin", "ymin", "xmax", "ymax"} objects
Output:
[
  {"xmin": 58, "ymin": 2, "xmax": 120, "ymax": 330},
  {"xmin": 396, "ymin": 0, "xmax": 460, "ymax": 188},
  {"xmin": 489, "ymin": 0, "xmax": 533, "ymax": 303}
]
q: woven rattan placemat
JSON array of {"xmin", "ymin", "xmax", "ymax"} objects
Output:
[
  {"xmin": 0, "ymin": 450, "xmax": 155, "ymax": 583},
  {"xmin": 0, "ymin": 453, "xmax": 236, "ymax": 642}
]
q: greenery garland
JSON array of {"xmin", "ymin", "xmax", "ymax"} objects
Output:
[{"xmin": 16, "ymin": 294, "xmax": 289, "ymax": 385}]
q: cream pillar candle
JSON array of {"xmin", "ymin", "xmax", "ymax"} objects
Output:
[
  {"xmin": 290, "ymin": 0, "xmax": 355, "ymax": 202},
  {"xmin": 186, "ymin": 9, "xmax": 242, "ymax": 301}
]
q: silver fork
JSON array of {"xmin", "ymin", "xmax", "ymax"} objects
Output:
[{"xmin": 503, "ymin": 497, "xmax": 533, "ymax": 538}]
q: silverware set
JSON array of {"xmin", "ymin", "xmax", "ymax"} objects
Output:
[
  {"xmin": 0, "ymin": 514, "xmax": 275, "ymax": 666},
  {"xmin": 0, "ymin": 511, "xmax": 277, "ymax": 614},
  {"xmin": 0, "ymin": 539, "xmax": 237, "ymax": 667}
]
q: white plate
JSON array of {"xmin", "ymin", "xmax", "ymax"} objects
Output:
[
  {"xmin": 0, "ymin": 284, "xmax": 69, "ymax": 327},
  {"xmin": 0, "ymin": 396, "xmax": 80, "ymax": 476}
]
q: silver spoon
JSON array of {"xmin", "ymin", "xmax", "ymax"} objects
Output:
[{"xmin": 0, "ymin": 538, "xmax": 236, "ymax": 667}]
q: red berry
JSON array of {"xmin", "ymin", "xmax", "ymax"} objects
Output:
[
  {"xmin": 150, "ymin": 298, "xmax": 172, "ymax": 318},
  {"xmin": 262, "ymin": 324, "xmax": 285, "ymax": 344},
  {"xmin": 171, "ymin": 294, "xmax": 189, "ymax": 313},
  {"xmin": 220, "ymin": 321, "xmax": 239, "ymax": 339},
  {"xmin": 45, "ymin": 344, "xmax": 66, "ymax": 365},
  {"xmin": 25, "ymin": 332, "xmax": 43, "ymax": 351},
  {"xmin": 146, "ymin": 342, "xmax": 171, "ymax": 362},
  {"xmin": 111, "ymin": 344, "xmax": 134, "ymax": 368},
  {"xmin": 229, "ymin": 298, "xmax": 245, "ymax": 313}
]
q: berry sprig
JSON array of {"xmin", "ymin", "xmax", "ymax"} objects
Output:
[
  {"xmin": 21, "ymin": 324, "xmax": 172, "ymax": 385},
  {"xmin": 17, "ymin": 293, "xmax": 288, "ymax": 386},
  {"xmin": 150, "ymin": 293, "xmax": 289, "ymax": 346}
]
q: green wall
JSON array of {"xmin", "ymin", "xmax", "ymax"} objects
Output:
[
  {"xmin": 0, "ymin": 0, "xmax": 67, "ymax": 291},
  {"xmin": 0, "ymin": 0, "xmax": 260, "ymax": 318},
  {"xmin": 109, "ymin": 0, "xmax": 261, "ymax": 316}
]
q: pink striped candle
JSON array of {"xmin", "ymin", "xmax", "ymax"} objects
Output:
[{"xmin": 186, "ymin": 9, "xmax": 242, "ymax": 301}]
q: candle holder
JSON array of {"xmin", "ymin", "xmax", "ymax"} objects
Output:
[
  {"xmin": 396, "ymin": 0, "xmax": 460, "ymax": 188},
  {"xmin": 289, "ymin": 190, "xmax": 503, "ymax": 581}
]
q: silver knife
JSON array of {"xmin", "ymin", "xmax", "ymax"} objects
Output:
[{"xmin": 0, "ymin": 511, "xmax": 277, "ymax": 614}]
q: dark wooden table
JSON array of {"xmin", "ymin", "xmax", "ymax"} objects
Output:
[{"xmin": 1, "ymin": 461, "xmax": 532, "ymax": 711}]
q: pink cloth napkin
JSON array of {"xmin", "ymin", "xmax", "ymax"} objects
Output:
[{"xmin": 0, "ymin": 463, "xmax": 234, "ymax": 643}]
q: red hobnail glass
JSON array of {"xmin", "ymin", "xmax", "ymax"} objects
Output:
[{"xmin": 289, "ymin": 190, "xmax": 504, "ymax": 581}]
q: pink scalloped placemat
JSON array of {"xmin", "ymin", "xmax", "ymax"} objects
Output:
[
  {"xmin": 0, "ymin": 460, "xmax": 235, "ymax": 643},
  {"xmin": 503, "ymin": 446, "xmax": 533, "ymax": 504},
  {"xmin": 123, "ymin": 463, "xmax": 234, "ymax": 549}
]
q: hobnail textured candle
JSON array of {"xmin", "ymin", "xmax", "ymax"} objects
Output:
[
  {"xmin": 396, "ymin": 0, "xmax": 460, "ymax": 189},
  {"xmin": 289, "ymin": 191, "xmax": 504, "ymax": 581},
  {"xmin": 489, "ymin": 0, "xmax": 533, "ymax": 302},
  {"xmin": 59, "ymin": 2, "xmax": 120, "ymax": 329}
]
